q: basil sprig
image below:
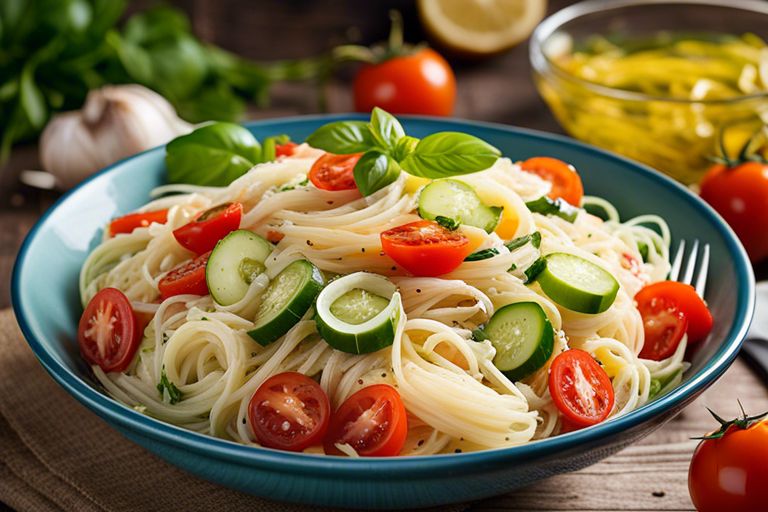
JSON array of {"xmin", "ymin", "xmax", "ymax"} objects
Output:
[
  {"xmin": 166, "ymin": 122, "xmax": 291, "ymax": 186},
  {"xmin": 306, "ymin": 108, "xmax": 502, "ymax": 196}
]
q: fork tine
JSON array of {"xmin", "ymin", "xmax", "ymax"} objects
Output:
[
  {"xmin": 694, "ymin": 243, "xmax": 710, "ymax": 298},
  {"xmin": 681, "ymin": 240, "xmax": 699, "ymax": 285},
  {"xmin": 669, "ymin": 240, "xmax": 685, "ymax": 281}
]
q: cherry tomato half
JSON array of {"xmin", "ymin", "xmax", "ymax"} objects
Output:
[
  {"xmin": 275, "ymin": 142, "xmax": 298, "ymax": 158},
  {"xmin": 701, "ymin": 160, "xmax": 768, "ymax": 263},
  {"xmin": 635, "ymin": 281, "xmax": 713, "ymax": 344},
  {"xmin": 689, "ymin": 416, "xmax": 768, "ymax": 511},
  {"xmin": 158, "ymin": 252, "xmax": 210, "ymax": 300},
  {"xmin": 520, "ymin": 157, "xmax": 584, "ymax": 206},
  {"xmin": 380, "ymin": 220, "xmax": 473, "ymax": 276},
  {"xmin": 548, "ymin": 349, "xmax": 615, "ymax": 427},
  {"xmin": 248, "ymin": 372, "xmax": 331, "ymax": 452},
  {"xmin": 353, "ymin": 48, "xmax": 456, "ymax": 117},
  {"xmin": 308, "ymin": 153, "xmax": 362, "ymax": 191},
  {"xmin": 173, "ymin": 202, "xmax": 242, "ymax": 255},
  {"xmin": 324, "ymin": 384, "xmax": 408, "ymax": 457},
  {"xmin": 78, "ymin": 288, "xmax": 140, "ymax": 372},
  {"xmin": 109, "ymin": 209, "xmax": 168, "ymax": 236},
  {"xmin": 637, "ymin": 295, "xmax": 689, "ymax": 361}
]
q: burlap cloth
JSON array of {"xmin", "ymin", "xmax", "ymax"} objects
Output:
[{"xmin": 0, "ymin": 309, "xmax": 467, "ymax": 512}]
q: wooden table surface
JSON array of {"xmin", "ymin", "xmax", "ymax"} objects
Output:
[{"xmin": 1, "ymin": 2, "xmax": 766, "ymax": 510}]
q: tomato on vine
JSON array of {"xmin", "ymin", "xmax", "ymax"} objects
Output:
[
  {"xmin": 688, "ymin": 403, "xmax": 768, "ymax": 511},
  {"xmin": 700, "ymin": 128, "xmax": 768, "ymax": 263},
  {"xmin": 337, "ymin": 11, "xmax": 456, "ymax": 117}
]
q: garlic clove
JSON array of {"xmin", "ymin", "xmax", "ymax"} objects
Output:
[{"xmin": 40, "ymin": 84, "xmax": 194, "ymax": 190}]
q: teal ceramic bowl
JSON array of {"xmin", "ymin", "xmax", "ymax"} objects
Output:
[{"xmin": 12, "ymin": 116, "xmax": 754, "ymax": 509}]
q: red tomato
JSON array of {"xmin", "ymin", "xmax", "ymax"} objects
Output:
[
  {"xmin": 637, "ymin": 295, "xmax": 689, "ymax": 361},
  {"xmin": 275, "ymin": 142, "xmax": 298, "ymax": 157},
  {"xmin": 158, "ymin": 252, "xmax": 210, "ymax": 300},
  {"xmin": 324, "ymin": 384, "xmax": 408, "ymax": 457},
  {"xmin": 689, "ymin": 414, "xmax": 768, "ymax": 511},
  {"xmin": 248, "ymin": 372, "xmax": 331, "ymax": 452},
  {"xmin": 380, "ymin": 220, "xmax": 472, "ymax": 276},
  {"xmin": 701, "ymin": 160, "xmax": 768, "ymax": 263},
  {"xmin": 635, "ymin": 281, "xmax": 713, "ymax": 343},
  {"xmin": 353, "ymin": 48, "xmax": 456, "ymax": 116},
  {"xmin": 173, "ymin": 202, "xmax": 242, "ymax": 255},
  {"xmin": 520, "ymin": 157, "xmax": 584, "ymax": 206},
  {"xmin": 78, "ymin": 288, "xmax": 140, "ymax": 372},
  {"xmin": 308, "ymin": 153, "xmax": 362, "ymax": 191},
  {"xmin": 109, "ymin": 209, "xmax": 168, "ymax": 236},
  {"xmin": 548, "ymin": 349, "xmax": 615, "ymax": 427}
]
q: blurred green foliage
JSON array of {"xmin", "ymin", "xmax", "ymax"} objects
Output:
[{"xmin": 0, "ymin": 0, "xmax": 328, "ymax": 160}]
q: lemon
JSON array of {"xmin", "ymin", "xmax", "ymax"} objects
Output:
[{"xmin": 418, "ymin": 0, "xmax": 547, "ymax": 57}]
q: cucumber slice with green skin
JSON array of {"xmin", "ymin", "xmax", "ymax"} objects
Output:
[
  {"xmin": 206, "ymin": 230, "xmax": 273, "ymax": 306},
  {"xmin": 315, "ymin": 272, "xmax": 401, "ymax": 354},
  {"xmin": 418, "ymin": 179, "xmax": 502, "ymax": 233},
  {"xmin": 537, "ymin": 253, "xmax": 619, "ymax": 314},
  {"xmin": 248, "ymin": 259, "xmax": 324, "ymax": 346},
  {"xmin": 486, "ymin": 302, "xmax": 554, "ymax": 381}
]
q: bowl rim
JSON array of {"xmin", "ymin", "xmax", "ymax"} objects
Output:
[
  {"xmin": 530, "ymin": 0, "xmax": 768, "ymax": 104},
  {"xmin": 12, "ymin": 113, "xmax": 755, "ymax": 477}
]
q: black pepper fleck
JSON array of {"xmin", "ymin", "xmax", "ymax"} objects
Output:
[
  {"xmin": 417, "ymin": 440, "xmax": 424, "ymax": 446},
  {"xmin": 381, "ymin": 373, "xmax": 386, "ymax": 378},
  {"xmin": 416, "ymin": 289, "xmax": 421, "ymax": 293},
  {"xmin": 361, "ymin": 248, "xmax": 365, "ymax": 253},
  {"xmin": 454, "ymin": 449, "xmax": 462, "ymax": 453},
  {"xmin": 327, "ymin": 201, "xmax": 334, "ymax": 205},
  {"xmin": 357, "ymin": 379, "xmax": 363, "ymax": 385},
  {"xmin": 306, "ymin": 240, "xmax": 314, "ymax": 246},
  {"xmin": 391, "ymin": 266, "xmax": 397, "ymax": 271},
  {"xmin": 242, "ymin": 418, "xmax": 246, "ymax": 424},
  {"xmin": 652, "ymin": 491, "xmax": 665, "ymax": 498}
]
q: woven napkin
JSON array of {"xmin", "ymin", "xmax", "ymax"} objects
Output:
[{"xmin": 0, "ymin": 309, "xmax": 466, "ymax": 512}]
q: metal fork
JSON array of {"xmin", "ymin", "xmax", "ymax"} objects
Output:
[
  {"xmin": 669, "ymin": 239, "xmax": 710, "ymax": 298},
  {"xmin": 671, "ymin": 239, "xmax": 768, "ymax": 383}
]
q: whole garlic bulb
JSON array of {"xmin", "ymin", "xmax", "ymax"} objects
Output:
[{"xmin": 40, "ymin": 84, "xmax": 193, "ymax": 189}]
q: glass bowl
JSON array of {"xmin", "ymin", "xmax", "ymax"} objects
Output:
[{"xmin": 530, "ymin": 0, "xmax": 768, "ymax": 184}]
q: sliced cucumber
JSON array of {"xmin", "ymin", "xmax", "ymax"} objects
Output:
[
  {"xmin": 206, "ymin": 230, "xmax": 273, "ymax": 306},
  {"xmin": 315, "ymin": 272, "xmax": 401, "ymax": 354},
  {"xmin": 486, "ymin": 302, "xmax": 554, "ymax": 381},
  {"xmin": 537, "ymin": 253, "xmax": 619, "ymax": 314},
  {"xmin": 418, "ymin": 179, "xmax": 502, "ymax": 233},
  {"xmin": 248, "ymin": 259, "xmax": 324, "ymax": 346}
]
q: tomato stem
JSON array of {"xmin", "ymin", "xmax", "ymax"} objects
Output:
[
  {"xmin": 692, "ymin": 401, "xmax": 768, "ymax": 440},
  {"xmin": 713, "ymin": 124, "xmax": 768, "ymax": 168}
]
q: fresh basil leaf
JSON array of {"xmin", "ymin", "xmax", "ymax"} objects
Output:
[
  {"xmin": 472, "ymin": 327, "xmax": 489, "ymax": 342},
  {"xmin": 435, "ymin": 215, "xmax": 460, "ymax": 231},
  {"xmin": 465, "ymin": 247, "xmax": 499, "ymax": 261},
  {"xmin": 369, "ymin": 107, "xmax": 405, "ymax": 150},
  {"xmin": 306, "ymin": 121, "xmax": 376, "ymax": 154},
  {"xmin": 392, "ymin": 135, "xmax": 419, "ymax": 162},
  {"xmin": 401, "ymin": 132, "xmax": 501, "ymax": 178},
  {"xmin": 525, "ymin": 196, "xmax": 580, "ymax": 223},
  {"xmin": 353, "ymin": 150, "xmax": 401, "ymax": 196},
  {"xmin": 123, "ymin": 6, "xmax": 190, "ymax": 45},
  {"xmin": 19, "ymin": 65, "xmax": 46, "ymax": 128},
  {"xmin": 523, "ymin": 257, "xmax": 547, "ymax": 283},
  {"xmin": 157, "ymin": 368, "xmax": 183, "ymax": 404},
  {"xmin": 505, "ymin": 231, "xmax": 542, "ymax": 252},
  {"xmin": 166, "ymin": 122, "xmax": 261, "ymax": 186}
]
